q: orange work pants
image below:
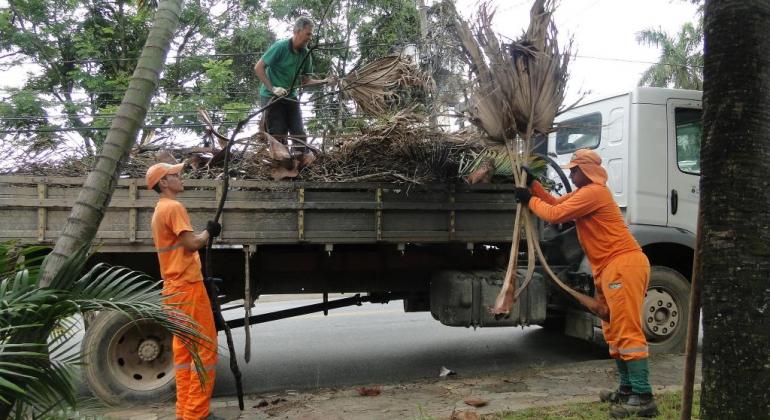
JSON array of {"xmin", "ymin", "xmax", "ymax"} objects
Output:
[
  {"xmin": 595, "ymin": 251, "xmax": 651, "ymax": 361},
  {"xmin": 163, "ymin": 281, "xmax": 218, "ymax": 420}
]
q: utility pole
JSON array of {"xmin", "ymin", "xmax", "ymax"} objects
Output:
[{"xmin": 417, "ymin": 0, "xmax": 438, "ymax": 127}]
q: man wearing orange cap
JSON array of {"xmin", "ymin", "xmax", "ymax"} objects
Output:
[
  {"xmin": 515, "ymin": 149, "xmax": 657, "ymax": 418},
  {"xmin": 146, "ymin": 162, "xmax": 222, "ymax": 420}
]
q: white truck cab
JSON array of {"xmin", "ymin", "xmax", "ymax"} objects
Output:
[
  {"xmin": 550, "ymin": 87, "xmax": 701, "ymax": 242},
  {"xmin": 547, "ymin": 87, "xmax": 702, "ymax": 352}
]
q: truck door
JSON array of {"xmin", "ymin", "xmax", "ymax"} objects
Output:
[{"xmin": 666, "ymin": 99, "xmax": 702, "ymax": 234}]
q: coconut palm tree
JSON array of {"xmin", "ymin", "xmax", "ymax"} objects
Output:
[
  {"xmin": 0, "ymin": 1, "xmax": 189, "ymax": 415},
  {"xmin": 636, "ymin": 21, "xmax": 704, "ymax": 90},
  {"xmin": 0, "ymin": 242, "xmax": 204, "ymax": 418},
  {"xmin": 39, "ymin": 0, "xmax": 184, "ymax": 285}
]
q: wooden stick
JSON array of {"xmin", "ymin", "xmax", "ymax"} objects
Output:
[{"xmin": 681, "ymin": 210, "xmax": 703, "ymax": 420}]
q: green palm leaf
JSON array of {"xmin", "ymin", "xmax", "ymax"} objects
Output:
[{"xmin": 0, "ymin": 242, "xmax": 207, "ymax": 416}]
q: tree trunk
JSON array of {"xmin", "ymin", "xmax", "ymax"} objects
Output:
[
  {"xmin": 699, "ymin": 1, "xmax": 770, "ymax": 418},
  {"xmin": 39, "ymin": 0, "xmax": 184, "ymax": 286}
]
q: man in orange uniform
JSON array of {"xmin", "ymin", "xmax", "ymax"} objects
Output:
[
  {"xmin": 146, "ymin": 162, "xmax": 222, "ymax": 420},
  {"xmin": 515, "ymin": 149, "xmax": 657, "ymax": 418}
]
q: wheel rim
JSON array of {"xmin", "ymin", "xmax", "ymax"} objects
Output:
[
  {"xmin": 642, "ymin": 287, "xmax": 681, "ymax": 342},
  {"xmin": 107, "ymin": 319, "xmax": 174, "ymax": 392}
]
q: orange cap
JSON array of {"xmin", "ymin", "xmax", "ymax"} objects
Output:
[
  {"xmin": 145, "ymin": 163, "xmax": 184, "ymax": 190},
  {"xmin": 560, "ymin": 149, "xmax": 607, "ymax": 185}
]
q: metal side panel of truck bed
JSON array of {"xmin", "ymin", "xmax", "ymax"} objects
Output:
[{"xmin": 0, "ymin": 176, "xmax": 519, "ymax": 251}]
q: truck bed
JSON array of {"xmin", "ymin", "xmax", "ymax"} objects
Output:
[{"xmin": 0, "ymin": 176, "xmax": 518, "ymax": 251}]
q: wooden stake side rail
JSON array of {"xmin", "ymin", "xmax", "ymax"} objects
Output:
[{"xmin": 0, "ymin": 176, "xmax": 518, "ymax": 250}]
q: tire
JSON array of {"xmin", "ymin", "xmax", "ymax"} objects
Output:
[
  {"xmin": 643, "ymin": 266, "xmax": 690, "ymax": 354},
  {"xmin": 82, "ymin": 311, "xmax": 175, "ymax": 405}
]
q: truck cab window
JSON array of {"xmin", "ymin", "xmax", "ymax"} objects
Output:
[
  {"xmin": 555, "ymin": 112, "xmax": 601, "ymax": 154},
  {"xmin": 675, "ymin": 108, "xmax": 702, "ymax": 175}
]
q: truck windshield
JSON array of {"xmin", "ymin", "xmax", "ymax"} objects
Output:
[
  {"xmin": 555, "ymin": 112, "xmax": 601, "ymax": 154},
  {"xmin": 675, "ymin": 108, "xmax": 702, "ymax": 175}
]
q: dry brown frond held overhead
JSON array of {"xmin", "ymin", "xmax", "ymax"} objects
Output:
[
  {"xmin": 341, "ymin": 54, "xmax": 435, "ymax": 117},
  {"xmin": 453, "ymin": 1, "xmax": 600, "ymax": 320},
  {"xmin": 454, "ymin": 0, "xmax": 571, "ymax": 143}
]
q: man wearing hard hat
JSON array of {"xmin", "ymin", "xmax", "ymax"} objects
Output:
[
  {"xmin": 515, "ymin": 149, "xmax": 657, "ymax": 418},
  {"xmin": 146, "ymin": 162, "xmax": 222, "ymax": 420}
]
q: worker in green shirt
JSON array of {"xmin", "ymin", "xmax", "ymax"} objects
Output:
[{"xmin": 254, "ymin": 17, "xmax": 332, "ymax": 151}]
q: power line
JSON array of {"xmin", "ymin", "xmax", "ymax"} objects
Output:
[{"xmin": 0, "ymin": 40, "xmax": 419, "ymax": 67}]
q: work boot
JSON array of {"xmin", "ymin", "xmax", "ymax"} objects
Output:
[
  {"xmin": 599, "ymin": 385, "xmax": 632, "ymax": 403},
  {"xmin": 610, "ymin": 393, "xmax": 659, "ymax": 418}
]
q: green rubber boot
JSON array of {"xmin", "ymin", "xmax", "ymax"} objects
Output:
[{"xmin": 599, "ymin": 359, "xmax": 632, "ymax": 403}]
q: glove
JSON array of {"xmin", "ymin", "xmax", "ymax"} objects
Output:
[
  {"xmin": 271, "ymin": 86, "xmax": 288, "ymax": 97},
  {"xmin": 514, "ymin": 187, "xmax": 532, "ymax": 205},
  {"xmin": 522, "ymin": 166, "xmax": 537, "ymax": 187},
  {"xmin": 206, "ymin": 220, "xmax": 222, "ymax": 238}
]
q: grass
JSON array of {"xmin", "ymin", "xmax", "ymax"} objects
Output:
[{"xmin": 487, "ymin": 390, "xmax": 700, "ymax": 420}]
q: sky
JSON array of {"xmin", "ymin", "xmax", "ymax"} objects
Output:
[{"xmin": 454, "ymin": 0, "xmax": 700, "ymax": 104}]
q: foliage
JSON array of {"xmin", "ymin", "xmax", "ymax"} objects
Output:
[
  {"xmin": 266, "ymin": 0, "xmax": 422, "ymax": 138},
  {"xmin": 492, "ymin": 390, "xmax": 701, "ymax": 419},
  {"xmin": 0, "ymin": 0, "xmax": 435, "ymax": 164},
  {"xmin": 0, "ymin": 242, "xmax": 205, "ymax": 418},
  {"xmin": 636, "ymin": 20, "xmax": 703, "ymax": 90},
  {"xmin": 0, "ymin": 0, "xmax": 273, "ymax": 162}
]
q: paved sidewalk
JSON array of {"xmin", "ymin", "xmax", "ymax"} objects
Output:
[{"xmin": 99, "ymin": 353, "xmax": 700, "ymax": 419}]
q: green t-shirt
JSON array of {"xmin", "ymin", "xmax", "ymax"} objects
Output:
[{"xmin": 258, "ymin": 38, "xmax": 313, "ymax": 98}]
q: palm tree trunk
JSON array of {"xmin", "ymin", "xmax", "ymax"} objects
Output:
[
  {"xmin": 38, "ymin": 0, "xmax": 184, "ymax": 286},
  {"xmin": 699, "ymin": 1, "xmax": 770, "ymax": 418},
  {"xmin": 1, "ymin": 1, "xmax": 183, "ymax": 418}
]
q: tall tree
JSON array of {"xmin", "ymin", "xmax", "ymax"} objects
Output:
[
  {"xmin": 699, "ymin": 0, "xmax": 770, "ymax": 418},
  {"xmin": 39, "ymin": 0, "xmax": 183, "ymax": 282},
  {"xmin": 0, "ymin": 0, "xmax": 273, "ymax": 163},
  {"xmin": 636, "ymin": 21, "xmax": 704, "ymax": 90}
]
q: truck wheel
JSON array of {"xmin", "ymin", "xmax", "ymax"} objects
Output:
[
  {"xmin": 82, "ymin": 311, "xmax": 175, "ymax": 405},
  {"xmin": 643, "ymin": 266, "xmax": 690, "ymax": 354}
]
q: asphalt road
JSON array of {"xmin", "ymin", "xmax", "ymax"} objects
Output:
[{"xmin": 211, "ymin": 295, "xmax": 610, "ymax": 397}]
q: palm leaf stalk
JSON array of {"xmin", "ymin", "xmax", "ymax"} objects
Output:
[
  {"xmin": 454, "ymin": 1, "xmax": 608, "ymax": 319},
  {"xmin": 0, "ymin": 242, "xmax": 207, "ymax": 418}
]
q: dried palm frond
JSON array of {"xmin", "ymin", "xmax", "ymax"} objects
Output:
[
  {"xmin": 453, "ymin": 1, "xmax": 605, "ymax": 319},
  {"xmin": 341, "ymin": 55, "xmax": 435, "ymax": 117},
  {"xmin": 455, "ymin": 0, "xmax": 571, "ymax": 143}
]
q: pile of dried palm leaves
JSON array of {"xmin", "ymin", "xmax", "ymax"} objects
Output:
[
  {"xmin": 6, "ymin": 108, "xmax": 486, "ymax": 185},
  {"xmin": 453, "ymin": 0, "xmax": 606, "ymax": 318}
]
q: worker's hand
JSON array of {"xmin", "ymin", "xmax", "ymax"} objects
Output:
[
  {"xmin": 522, "ymin": 166, "xmax": 537, "ymax": 187},
  {"xmin": 206, "ymin": 220, "xmax": 222, "ymax": 238},
  {"xmin": 271, "ymin": 86, "xmax": 288, "ymax": 97},
  {"xmin": 514, "ymin": 187, "xmax": 532, "ymax": 205}
]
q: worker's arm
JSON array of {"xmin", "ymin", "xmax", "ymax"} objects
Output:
[
  {"xmin": 528, "ymin": 186, "xmax": 602, "ymax": 224},
  {"xmin": 179, "ymin": 229, "xmax": 210, "ymax": 252},
  {"xmin": 254, "ymin": 59, "xmax": 274, "ymax": 92},
  {"xmin": 530, "ymin": 181, "xmax": 576, "ymax": 205}
]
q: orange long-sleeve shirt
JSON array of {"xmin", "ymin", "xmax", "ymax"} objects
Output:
[{"xmin": 528, "ymin": 182, "xmax": 641, "ymax": 276}]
